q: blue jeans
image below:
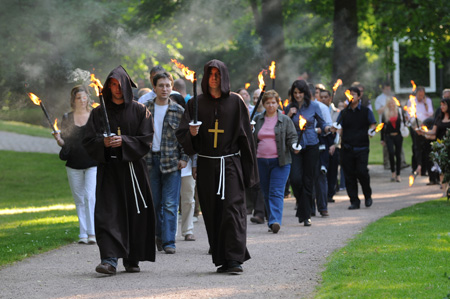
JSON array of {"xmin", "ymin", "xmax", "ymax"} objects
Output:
[
  {"xmin": 149, "ymin": 155, "xmax": 181, "ymax": 249},
  {"xmin": 257, "ymin": 158, "xmax": 291, "ymax": 226}
]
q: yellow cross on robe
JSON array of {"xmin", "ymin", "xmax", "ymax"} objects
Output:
[{"xmin": 208, "ymin": 119, "xmax": 224, "ymax": 148}]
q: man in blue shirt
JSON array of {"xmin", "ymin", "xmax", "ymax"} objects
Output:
[{"xmin": 335, "ymin": 86, "xmax": 377, "ymax": 210}]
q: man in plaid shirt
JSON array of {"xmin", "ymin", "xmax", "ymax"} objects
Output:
[{"xmin": 146, "ymin": 71, "xmax": 188, "ymax": 254}]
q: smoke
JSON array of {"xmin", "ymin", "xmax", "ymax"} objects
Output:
[{"xmin": 67, "ymin": 68, "xmax": 91, "ymax": 84}]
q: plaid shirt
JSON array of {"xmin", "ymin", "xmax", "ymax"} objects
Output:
[{"xmin": 146, "ymin": 98, "xmax": 188, "ymax": 173}]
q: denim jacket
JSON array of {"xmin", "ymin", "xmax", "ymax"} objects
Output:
[
  {"xmin": 146, "ymin": 98, "xmax": 189, "ymax": 173},
  {"xmin": 253, "ymin": 110, "xmax": 298, "ymax": 166}
]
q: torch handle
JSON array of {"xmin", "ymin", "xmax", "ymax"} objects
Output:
[
  {"xmin": 296, "ymin": 130, "xmax": 304, "ymax": 147},
  {"xmin": 99, "ymin": 94, "xmax": 112, "ymax": 136},
  {"xmin": 250, "ymin": 85, "xmax": 265, "ymax": 120},
  {"xmin": 39, "ymin": 102, "xmax": 56, "ymax": 132},
  {"xmin": 193, "ymin": 74, "xmax": 198, "ymax": 124}
]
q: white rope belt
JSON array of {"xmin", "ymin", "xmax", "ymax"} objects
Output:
[
  {"xmin": 129, "ymin": 162, "xmax": 147, "ymax": 214},
  {"xmin": 198, "ymin": 152, "xmax": 239, "ymax": 200}
]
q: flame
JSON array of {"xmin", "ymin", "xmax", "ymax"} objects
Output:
[
  {"xmin": 284, "ymin": 99, "xmax": 289, "ymax": 107},
  {"xmin": 403, "ymin": 106, "xmax": 408, "ymax": 111},
  {"xmin": 393, "ymin": 97, "xmax": 401, "ymax": 106},
  {"xmin": 258, "ymin": 70, "xmax": 265, "ymax": 90},
  {"xmin": 332, "ymin": 79, "xmax": 343, "ymax": 92},
  {"xmin": 409, "ymin": 175, "xmax": 415, "ymax": 187},
  {"xmin": 89, "ymin": 74, "xmax": 103, "ymax": 97},
  {"xmin": 375, "ymin": 123, "xmax": 384, "ymax": 132},
  {"xmin": 421, "ymin": 125, "xmax": 428, "ymax": 132},
  {"xmin": 245, "ymin": 83, "xmax": 250, "ymax": 89},
  {"xmin": 91, "ymin": 102, "xmax": 100, "ymax": 108},
  {"xmin": 298, "ymin": 115, "xmax": 307, "ymax": 130},
  {"xmin": 171, "ymin": 59, "xmax": 195, "ymax": 82},
  {"xmin": 407, "ymin": 96, "xmax": 417, "ymax": 118},
  {"xmin": 278, "ymin": 99, "xmax": 284, "ymax": 109},
  {"xmin": 28, "ymin": 93, "xmax": 41, "ymax": 105},
  {"xmin": 411, "ymin": 80, "xmax": 416, "ymax": 92},
  {"xmin": 269, "ymin": 61, "xmax": 276, "ymax": 79},
  {"xmin": 345, "ymin": 89, "xmax": 354, "ymax": 102},
  {"xmin": 53, "ymin": 118, "xmax": 59, "ymax": 131}
]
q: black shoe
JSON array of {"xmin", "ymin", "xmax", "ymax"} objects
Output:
[
  {"xmin": 250, "ymin": 216, "xmax": 264, "ymax": 224},
  {"xmin": 348, "ymin": 204, "xmax": 360, "ymax": 210},
  {"xmin": 365, "ymin": 198, "xmax": 373, "ymax": 207},
  {"xmin": 227, "ymin": 261, "xmax": 243, "ymax": 273},
  {"xmin": 217, "ymin": 263, "xmax": 228, "ymax": 273},
  {"xmin": 311, "ymin": 212, "xmax": 316, "ymax": 217},
  {"xmin": 304, "ymin": 219, "xmax": 311, "ymax": 226},
  {"xmin": 328, "ymin": 198, "xmax": 335, "ymax": 203},
  {"xmin": 124, "ymin": 265, "xmax": 140, "ymax": 273},
  {"xmin": 95, "ymin": 263, "xmax": 116, "ymax": 275}
]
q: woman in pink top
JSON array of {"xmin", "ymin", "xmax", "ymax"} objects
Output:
[{"xmin": 253, "ymin": 90, "xmax": 298, "ymax": 233}]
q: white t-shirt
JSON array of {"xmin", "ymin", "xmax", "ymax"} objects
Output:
[{"xmin": 152, "ymin": 104, "xmax": 168, "ymax": 152}]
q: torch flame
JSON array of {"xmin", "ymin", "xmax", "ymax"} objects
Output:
[
  {"xmin": 393, "ymin": 97, "xmax": 401, "ymax": 106},
  {"xmin": 421, "ymin": 125, "xmax": 428, "ymax": 132},
  {"xmin": 375, "ymin": 123, "xmax": 384, "ymax": 132},
  {"xmin": 269, "ymin": 61, "xmax": 276, "ymax": 79},
  {"xmin": 278, "ymin": 99, "xmax": 284, "ymax": 109},
  {"xmin": 91, "ymin": 102, "xmax": 100, "ymax": 108},
  {"xmin": 171, "ymin": 59, "xmax": 195, "ymax": 83},
  {"xmin": 245, "ymin": 83, "xmax": 250, "ymax": 89},
  {"xmin": 344, "ymin": 89, "xmax": 354, "ymax": 102},
  {"xmin": 53, "ymin": 118, "xmax": 59, "ymax": 131},
  {"xmin": 28, "ymin": 93, "xmax": 41, "ymax": 105},
  {"xmin": 409, "ymin": 175, "xmax": 415, "ymax": 187},
  {"xmin": 258, "ymin": 70, "xmax": 265, "ymax": 90},
  {"xmin": 407, "ymin": 96, "xmax": 417, "ymax": 118},
  {"xmin": 332, "ymin": 79, "xmax": 343, "ymax": 92},
  {"xmin": 284, "ymin": 99, "xmax": 289, "ymax": 107},
  {"xmin": 299, "ymin": 115, "xmax": 307, "ymax": 130},
  {"xmin": 411, "ymin": 80, "xmax": 416, "ymax": 92},
  {"xmin": 89, "ymin": 74, "xmax": 103, "ymax": 97}
]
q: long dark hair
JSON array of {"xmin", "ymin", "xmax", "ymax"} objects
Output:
[{"xmin": 289, "ymin": 80, "xmax": 311, "ymax": 108}]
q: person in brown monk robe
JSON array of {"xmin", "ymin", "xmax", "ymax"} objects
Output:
[
  {"xmin": 83, "ymin": 65, "xmax": 155, "ymax": 275},
  {"xmin": 176, "ymin": 59, "xmax": 259, "ymax": 274}
]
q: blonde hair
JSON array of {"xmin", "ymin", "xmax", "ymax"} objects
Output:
[{"xmin": 383, "ymin": 96, "xmax": 398, "ymax": 120}]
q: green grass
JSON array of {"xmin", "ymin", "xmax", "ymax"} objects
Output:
[
  {"xmin": 0, "ymin": 151, "xmax": 78, "ymax": 267},
  {"xmin": 0, "ymin": 120, "xmax": 54, "ymax": 138},
  {"xmin": 315, "ymin": 198, "xmax": 450, "ymax": 298}
]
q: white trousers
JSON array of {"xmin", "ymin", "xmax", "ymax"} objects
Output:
[
  {"xmin": 180, "ymin": 175, "xmax": 195, "ymax": 236},
  {"xmin": 66, "ymin": 166, "xmax": 97, "ymax": 238}
]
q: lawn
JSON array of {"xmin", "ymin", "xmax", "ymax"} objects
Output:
[
  {"xmin": 315, "ymin": 198, "xmax": 450, "ymax": 298},
  {"xmin": 0, "ymin": 150, "xmax": 78, "ymax": 267}
]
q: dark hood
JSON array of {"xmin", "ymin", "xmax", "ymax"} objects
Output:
[
  {"xmin": 201, "ymin": 59, "xmax": 230, "ymax": 98},
  {"xmin": 102, "ymin": 65, "xmax": 136, "ymax": 106}
]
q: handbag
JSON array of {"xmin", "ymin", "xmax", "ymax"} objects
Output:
[{"xmin": 399, "ymin": 109, "xmax": 409, "ymax": 138}]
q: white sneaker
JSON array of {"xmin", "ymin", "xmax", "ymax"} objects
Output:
[
  {"xmin": 88, "ymin": 236, "xmax": 97, "ymax": 244},
  {"xmin": 78, "ymin": 238, "xmax": 88, "ymax": 244}
]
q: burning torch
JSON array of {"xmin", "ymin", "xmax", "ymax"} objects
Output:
[
  {"xmin": 269, "ymin": 61, "xmax": 276, "ymax": 90},
  {"xmin": 250, "ymin": 70, "xmax": 266, "ymax": 122},
  {"xmin": 27, "ymin": 93, "xmax": 59, "ymax": 133},
  {"xmin": 171, "ymin": 59, "xmax": 201, "ymax": 126},
  {"xmin": 292, "ymin": 115, "xmax": 307, "ymax": 151},
  {"xmin": 89, "ymin": 74, "xmax": 112, "ymax": 137}
]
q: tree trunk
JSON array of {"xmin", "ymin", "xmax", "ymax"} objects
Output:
[
  {"xmin": 332, "ymin": 0, "xmax": 358, "ymax": 96},
  {"xmin": 250, "ymin": 0, "xmax": 288, "ymax": 93}
]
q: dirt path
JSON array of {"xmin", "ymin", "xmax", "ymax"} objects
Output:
[{"xmin": 0, "ymin": 132, "xmax": 444, "ymax": 298}]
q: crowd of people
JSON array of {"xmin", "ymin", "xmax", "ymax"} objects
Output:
[{"xmin": 52, "ymin": 61, "xmax": 449, "ymax": 276}]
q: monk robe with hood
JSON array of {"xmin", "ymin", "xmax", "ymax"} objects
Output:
[
  {"xmin": 176, "ymin": 59, "xmax": 259, "ymax": 267},
  {"xmin": 83, "ymin": 66, "xmax": 155, "ymax": 263}
]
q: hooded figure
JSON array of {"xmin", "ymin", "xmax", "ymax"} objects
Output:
[
  {"xmin": 176, "ymin": 59, "xmax": 259, "ymax": 273},
  {"xmin": 83, "ymin": 65, "xmax": 155, "ymax": 274}
]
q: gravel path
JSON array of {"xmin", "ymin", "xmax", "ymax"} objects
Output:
[{"xmin": 0, "ymin": 131, "xmax": 444, "ymax": 298}]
